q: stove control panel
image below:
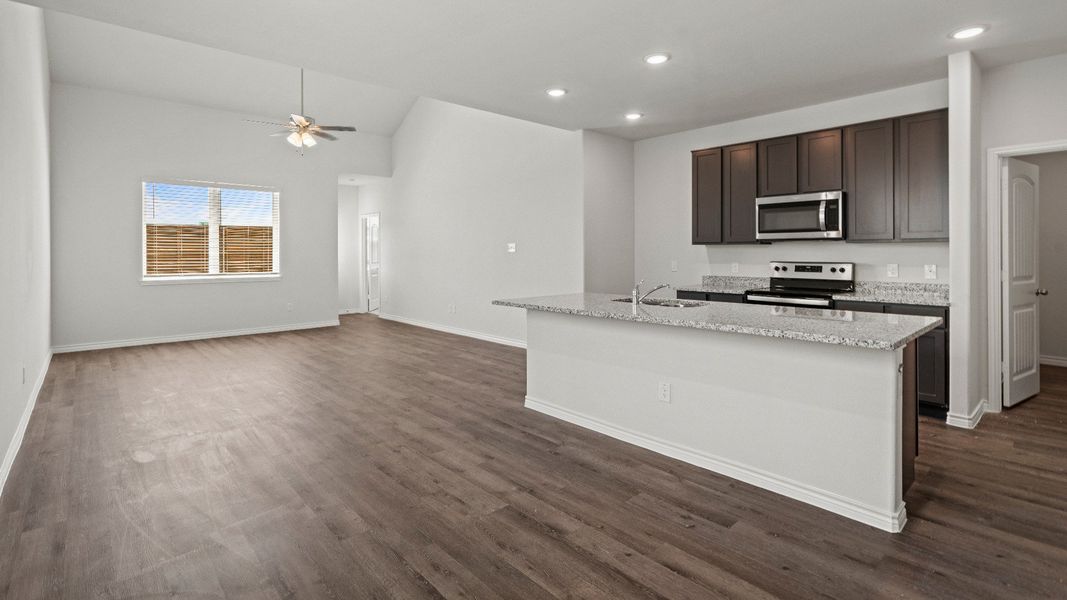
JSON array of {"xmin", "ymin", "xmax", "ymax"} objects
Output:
[{"xmin": 769, "ymin": 261, "xmax": 854, "ymax": 281}]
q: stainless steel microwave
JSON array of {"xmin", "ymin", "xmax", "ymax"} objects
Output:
[{"xmin": 755, "ymin": 191, "xmax": 844, "ymax": 241}]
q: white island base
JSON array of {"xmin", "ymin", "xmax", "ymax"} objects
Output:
[{"xmin": 524, "ymin": 309, "xmax": 914, "ymax": 532}]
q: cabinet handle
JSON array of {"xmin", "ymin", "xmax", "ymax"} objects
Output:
[{"xmin": 1036, "ymin": 289, "xmax": 1050, "ymax": 296}]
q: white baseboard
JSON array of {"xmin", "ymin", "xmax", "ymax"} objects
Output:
[
  {"xmin": 52, "ymin": 320, "xmax": 340, "ymax": 353},
  {"xmin": 379, "ymin": 313, "xmax": 526, "ymax": 348},
  {"xmin": 0, "ymin": 351, "xmax": 52, "ymax": 500},
  {"xmin": 946, "ymin": 400, "xmax": 985, "ymax": 429},
  {"xmin": 1040, "ymin": 354, "xmax": 1067, "ymax": 367},
  {"xmin": 339, "ymin": 308, "xmax": 364, "ymax": 315},
  {"xmin": 525, "ymin": 395, "xmax": 907, "ymax": 533}
]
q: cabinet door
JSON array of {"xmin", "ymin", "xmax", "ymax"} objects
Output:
[
  {"xmin": 844, "ymin": 120, "xmax": 895, "ymax": 241},
  {"xmin": 798, "ymin": 129, "xmax": 842, "ymax": 192},
  {"xmin": 723, "ymin": 143, "xmax": 758, "ymax": 243},
  {"xmin": 707, "ymin": 292, "xmax": 744, "ymax": 303},
  {"xmin": 835, "ymin": 300, "xmax": 884, "ymax": 313},
  {"xmin": 757, "ymin": 136, "xmax": 797, "ymax": 197},
  {"xmin": 691, "ymin": 149, "xmax": 723, "ymax": 244},
  {"xmin": 916, "ymin": 329, "xmax": 948, "ymax": 408},
  {"xmin": 896, "ymin": 110, "xmax": 949, "ymax": 240}
]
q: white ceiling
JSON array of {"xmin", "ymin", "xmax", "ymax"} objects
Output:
[
  {"xmin": 29, "ymin": 0, "xmax": 1067, "ymax": 140},
  {"xmin": 43, "ymin": 11, "xmax": 417, "ymax": 138}
]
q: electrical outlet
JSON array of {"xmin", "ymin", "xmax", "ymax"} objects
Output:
[
  {"xmin": 731, "ymin": 262, "xmax": 740, "ymax": 274},
  {"xmin": 506, "ymin": 242, "xmax": 517, "ymax": 253},
  {"xmin": 286, "ymin": 302, "xmax": 293, "ymax": 312},
  {"xmin": 886, "ymin": 263, "xmax": 899, "ymax": 278},
  {"xmin": 670, "ymin": 260, "xmax": 678, "ymax": 273},
  {"xmin": 924, "ymin": 264, "xmax": 937, "ymax": 279},
  {"xmin": 448, "ymin": 303, "xmax": 457, "ymax": 314},
  {"xmin": 657, "ymin": 382, "xmax": 671, "ymax": 403}
]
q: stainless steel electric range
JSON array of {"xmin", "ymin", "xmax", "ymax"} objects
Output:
[{"xmin": 743, "ymin": 261, "xmax": 854, "ymax": 308}]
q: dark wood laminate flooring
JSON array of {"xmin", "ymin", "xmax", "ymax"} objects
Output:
[{"xmin": 1, "ymin": 314, "xmax": 1065, "ymax": 599}]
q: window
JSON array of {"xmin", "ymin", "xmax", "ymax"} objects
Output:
[{"xmin": 142, "ymin": 181, "xmax": 279, "ymax": 280}]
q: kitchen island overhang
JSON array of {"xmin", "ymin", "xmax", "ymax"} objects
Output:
[{"xmin": 494, "ymin": 293, "xmax": 942, "ymax": 533}]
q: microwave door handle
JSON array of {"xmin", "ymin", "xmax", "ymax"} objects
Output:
[{"xmin": 818, "ymin": 200, "xmax": 827, "ymax": 231}]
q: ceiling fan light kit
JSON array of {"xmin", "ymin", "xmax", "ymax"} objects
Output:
[{"xmin": 247, "ymin": 67, "xmax": 357, "ymax": 153}]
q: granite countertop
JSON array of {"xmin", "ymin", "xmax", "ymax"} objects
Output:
[
  {"xmin": 493, "ymin": 293, "xmax": 941, "ymax": 351},
  {"xmin": 676, "ymin": 276, "xmax": 950, "ymax": 307}
]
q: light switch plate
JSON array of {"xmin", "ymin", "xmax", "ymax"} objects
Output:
[
  {"xmin": 924, "ymin": 264, "xmax": 937, "ymax": 279},
  {"xmin": 506, "ymin": 242, "xmax": 516, "ymax": 253},
  {"xmin": 887, "ymin": 263, "xmax": 899, "ymax": 278},
  {"xmin": 731, "ymin": 262, "xmax": 740, "ymax": 273}
]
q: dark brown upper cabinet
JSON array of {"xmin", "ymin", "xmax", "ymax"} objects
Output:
[
  {"xmin": 723, "ymin": 143, "xmax": 758, "ymax": 243},
  {"xmin": 896, "ymin": 110, "xmax": 949, "ymax": 241},
  {"xmin": 757, "ymin": 136, "xmax": 797, "ymax": 197},
  {"xmin": 798, "ymin": 129, "xmax": 842, "ymax": 193},
  {"xmin": 844, "ymin": 120, "xmax": 895, "ymax": 241},
  {"xmin": 691, "ymin": 148, "xmax": 723, "ymax": 244}
]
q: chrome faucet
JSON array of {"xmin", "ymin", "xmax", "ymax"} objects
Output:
[{"xmin": 633, "ymin": 279, "xmax": 672, "ymax": 304}]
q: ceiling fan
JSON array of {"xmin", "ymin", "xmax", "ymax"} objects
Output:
[{"xmin": 246, "ymin": 68, "xmax": 356, "ymax": 153}]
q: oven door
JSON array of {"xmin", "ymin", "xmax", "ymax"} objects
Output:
[{"xmin": 756, "ymin": 191, "xmax": 843, "ymax": 240}]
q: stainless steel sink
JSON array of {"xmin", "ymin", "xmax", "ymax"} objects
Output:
[{"xmin": 612, "ymin": 298, "xmax": 704, "ymax": 308}]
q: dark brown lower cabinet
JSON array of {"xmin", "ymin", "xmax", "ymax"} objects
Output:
[
  {"xmin": 836, "ymin": 300, "xmax": 949, "ymax": 413},
  {"xmin": 676, "ymin": 291, "xmax": 744, "ymax": 303}
]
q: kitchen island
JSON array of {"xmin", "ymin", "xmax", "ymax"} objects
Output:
[{"xmin": 493, "ymin": 293, "xmax": 942, "ymax": 532}]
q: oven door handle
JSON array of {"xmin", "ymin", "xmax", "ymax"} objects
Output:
[
  {"xmin": 818, "ymin": 200, "xmax": 827, "ymax": 231},
  {"xmin": 746, "ymin": 295, "xmax": 832, "ymax": 308}
]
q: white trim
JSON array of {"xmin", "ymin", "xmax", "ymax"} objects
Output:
[
  {"xmin": 0, "ymin": 352, "xmax": 52, "ymax": 500},
  {"xmin": 1040, "ymin": 354, "xmax": 1067, "ymax": 367},
  {"xmin": 379, "ymin": 313, "xmax": 526, "ymax": 349},
  {"xmin": 946, "ymin": 400, "xmax": 985, "ymax": 429},
  {"xmin": 141, "ymin": 274, "xmax": 281, "ymax": 285},
  {"xmin": 986, "ymin": 138, "xmax": 1067, "ymax": 413},
  {"xmin": 525, "ymin": 395, "xmax": 907, "ymax": 533},
  {"xmin": 52, "ymin": 320, "xmax": 339, "ymax": 353}
]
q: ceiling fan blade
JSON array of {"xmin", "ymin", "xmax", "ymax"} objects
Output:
[
  {"xmin": 245, "ymin": 119, "xmax": 289, "ymax": 127},
  {"xmin": 290, "ymin": 114, "xmax": 310, "ymax": 127},
  {"xmin": 316, "ymin": 125, "xmax": 357, "ymax": 132},
  {"xmin": 310, "ymin": 130, "xmax": 337, "ymax": 141}
]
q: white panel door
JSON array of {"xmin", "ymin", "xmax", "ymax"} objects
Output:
[
  {"xmin": 363, "ymin": 214, "xmax": 381, "ymax": 313},
  {"xmin": 1003, "ymin": 158, "xmax": 1041, "ymax": 407}
]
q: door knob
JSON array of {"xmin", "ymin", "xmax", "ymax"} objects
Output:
[{"xmin": 1036, "ymin": 289, "xmax": 1049, "ymax": 296}]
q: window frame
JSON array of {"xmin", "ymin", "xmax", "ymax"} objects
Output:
[{"xmin": 141, "ymin": 178, "xmax": 281, "ymax": 284}]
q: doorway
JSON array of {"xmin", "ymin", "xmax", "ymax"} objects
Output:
[
  {"xmin": 987, "ymin": 140, "xmax": 1067, "ymax": 410},
  {"xmin": 362, "ymin": 213, "xmax": 380, "ymax": 314}
]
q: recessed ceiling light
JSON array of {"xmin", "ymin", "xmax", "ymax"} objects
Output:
[
  {"xmin": 950, "ymin": 25, "xmax": 988, "ymax": 40},
  {"xmin": 625, "ymin": 112, "xmax": 644, "ymax": 121},
  {"xmin": 644, "ymin": 53, "xmax": 671, "ymax": 65},
  {"xmin": 546, "ymin": 88, "xmax": 567, "ymax": 97}
]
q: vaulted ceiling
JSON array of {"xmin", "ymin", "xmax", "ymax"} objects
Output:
[{"xmin": 27, "ymin": 0, "xmax": 1067, "ymax": 140}]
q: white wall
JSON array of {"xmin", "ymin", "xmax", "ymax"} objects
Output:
[
  {"xmin": 982, "ymin": 52, "xmax": 1067, "ymax": 151},
  {"xmin": 50, "ymin": 83, "xmax": 392, "ymax": 349},
  {"xmin": 581, "ymin": 130, "xmax": 634, "ymax": 294},
  {"xmin": 979, "ymin": 51, "xmax": 1067, "ymax": 413},
  {"xmin": 1020, "ymin": 152, "xmax": 1067, "ymax": 361},
  {"xmin": 0, "ymin": 1, "xmax": 51, "ymax": 494},
  {"xmin": 337, "ymin": 184, "xmax": 362, "ymax": 314},
  {"xmin": 382, "ymin": 97, "xmax": 583, "ymax": 344},
  {"xmin": 634, "ymin": 80, "xmax": 950, "ymax": 286}
]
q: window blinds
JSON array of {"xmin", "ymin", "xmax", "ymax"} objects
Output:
[{"xmin": 142, "ymin": 181, "xmax": 279, "ymax": 278}]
